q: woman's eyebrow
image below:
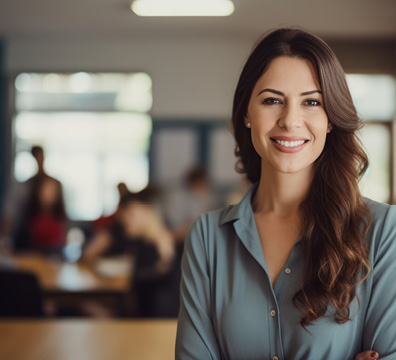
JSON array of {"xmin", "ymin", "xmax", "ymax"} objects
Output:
[
  {"xmin": 300, "ymin": 90, "xmax": 322, "ymax": 96},
  {"xmin": 257, "ymin": 88, "xmax": 322, "ymax": 97},
  {"xmin": 257, "ymin": 88, "xmax": 284, "ymax": 96}
]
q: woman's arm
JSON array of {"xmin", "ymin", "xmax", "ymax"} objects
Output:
[
  {"xmin": 175, "ymin": 215, "xmax": 221, "ymax": 359},
  {"xmin": 362, "ymin": 204, "xmax": 396, "ymax": 359}
]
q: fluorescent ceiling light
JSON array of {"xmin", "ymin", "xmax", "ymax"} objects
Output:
[{"xmin": 131, "ymin": 0, "xmax": 235, "ymax": 17}]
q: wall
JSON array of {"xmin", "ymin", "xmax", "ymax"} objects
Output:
[
  {"xmin": 5, "ymin": 35, "xmax": 256, "ymax": 119},
  {"xmin": 6, "ymin": 35, "xmax": 395, "ymax": 120},
  {"xmin": 328, "ymin": 39, "xmax": 396, "ymax": 74}
]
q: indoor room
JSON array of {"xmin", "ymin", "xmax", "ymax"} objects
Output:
[{"xmin": 0, "ymin": 0, "xmax": 395, "ymax": 359}]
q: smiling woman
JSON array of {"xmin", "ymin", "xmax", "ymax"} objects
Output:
[
  {"xmin": 176, "ymin": 28, "xmax": 396, "ymax": 360},
  {"xmin": 245, "ymin": 56, "xmax": 329, "ymax": 176}
]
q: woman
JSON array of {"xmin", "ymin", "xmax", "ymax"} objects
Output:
[
  {"xmin": 83, "ymin": 187, "xmax": 175, "ymax": 274},
  {"xmin": 176, "ymin": 28, "xmax": 396, "ymax": 360},
  {"xmin": 83, "ymin": 188, "xmax": 176, "ymax": 316},
  {"xmin": 28, "ymin": 177, "xmax": 68, "ymax": 253}
]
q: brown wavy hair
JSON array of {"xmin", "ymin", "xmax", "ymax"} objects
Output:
[{"xmin": 232, "ymin": 28, "xmax": 372, "ymax": 328}]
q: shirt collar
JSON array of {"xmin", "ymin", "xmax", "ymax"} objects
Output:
[{"xmin": 219, "ymin": 183, "xmax": 258, "ymax": 225}]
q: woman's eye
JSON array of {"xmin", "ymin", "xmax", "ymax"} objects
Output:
[
  {"xmin": 305, "ymin": 99, "xmax": 321, "ymax": 106},
  {"xmin": 262, "ymin": 97, "xmax": 282, "ymax": 105}
]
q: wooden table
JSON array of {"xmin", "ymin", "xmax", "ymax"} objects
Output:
[
  {"xmin": 8, "ymin": 253, "xmax": 134, "ymax": 315},
  {"xmin": 11, "ymin": 253, "xmax": 132, "ymax": 295},
  {"xmin": 0, "ymin": 319, "xmax": 177, "ymax": 360}
]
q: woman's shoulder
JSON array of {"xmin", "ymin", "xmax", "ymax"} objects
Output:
[
  {"xmin": 364, "ymin": 197, "xmax": 396, "ymax": 225},
  {"xmin": 364, "ymin": 197, "xmax": 396, "ymax": 254}
]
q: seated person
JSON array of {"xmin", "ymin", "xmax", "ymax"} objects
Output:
[
  {"xmin": 92, "ymin": 182, "xmax": 130, "ymax": 232},
  {"xmin": 83, "ymin": 187, "xmax": 176, "ymax": 316}
]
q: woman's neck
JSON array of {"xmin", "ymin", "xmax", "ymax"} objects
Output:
[{"xmin": 252, "ymin": 162, "xmax": 314, "ymax": 217}]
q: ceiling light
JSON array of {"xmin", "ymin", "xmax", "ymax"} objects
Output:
[{"xmin": 131, "ymin": 0, "xmax": 235, "ymax": 17}]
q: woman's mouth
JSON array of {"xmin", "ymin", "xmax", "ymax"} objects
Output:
[
  {"xmin": 271, "ymin": 137, "xmax": 309, "ymax": 153},
  {"xmin": 273, "ymin": 139, "xmax": 307, "ymax": 148}
]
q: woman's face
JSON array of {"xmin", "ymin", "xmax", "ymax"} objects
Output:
[{"xmin": 245, "ymin": 56, "xmax": 329, "ymax": 176}]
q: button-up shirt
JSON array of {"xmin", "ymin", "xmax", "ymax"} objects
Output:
[{"xmin": 176, "ymin": 185, "xmax": 396, "ymax": 359}]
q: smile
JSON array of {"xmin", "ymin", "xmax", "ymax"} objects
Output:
[
  {"xmin": 270, "ymin": 137, "xmax": 309, "ymax": 153},
  {"xmin": 274, "ymin": 139, "xmax": 306, "ymax": 148}
]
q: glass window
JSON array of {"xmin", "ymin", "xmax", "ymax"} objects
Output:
[
  {"xmin": 347, "ymin": 74, "xmax": 396, "ymax": 121},
  {"xmin": 347, "ymin": 74, "xmax": 395, "ymax": 203},
  {"xmin": 358, "ymin": 124, "xmax": 391, "ymax": 203},
  {"xmin": 14, "ymin": 72, "xmax": 152, "ymax": 220}
]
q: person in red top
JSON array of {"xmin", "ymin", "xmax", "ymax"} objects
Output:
[{"xmin": 27, "ymin": 176, "xmax": 68, "ymax": 253}]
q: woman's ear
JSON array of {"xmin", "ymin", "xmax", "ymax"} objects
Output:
[
  {"xmin": 244, "ymin": 116, "xmax": 251, "ymax": 129},
  {"xmin": 327, "ymin": 123, "xmax": 332, "ymax": 133}
]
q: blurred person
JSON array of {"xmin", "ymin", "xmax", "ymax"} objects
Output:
[
  {"xmin": 83, "ymin": 186, "xmax": 176, "ymax": 317},
  {"xmin": 176, "ymin": 28, "xmax": 395, "ymax": 359},
  {"xmin": 92, "ymin": 182, "xmax": 130, "ymax": 232},
  {"xmin": 166, "ymin": 165, "xmax": 219, "ymax": 243},
  {"xmin": 0, "ymin": 145, "xmax": 63, "ymax": 251},
  {"xmin": 84, "ymin": 186, "xmax": 174, "ymax": 271},
  {"xmin": 26, "ymin": 176, "xmax": 68, "ymax": 253}
]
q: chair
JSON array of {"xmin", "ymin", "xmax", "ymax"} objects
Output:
[{"xmin": 0, "ymin": 268, "xmax": 44, "ymax": 317}]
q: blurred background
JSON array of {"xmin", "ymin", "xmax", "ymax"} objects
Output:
[{"xmin": 0, "ymin": 0, "xmax": 395, "ymax": 357}]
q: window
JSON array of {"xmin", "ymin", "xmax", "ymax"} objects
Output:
[
  {"xmin": 347, "ymin": 74, "xmax": 396, "ymax": 204},
  {"xmin": 14, "ymin": 72, "xmax": 152, "ymax": 220}
]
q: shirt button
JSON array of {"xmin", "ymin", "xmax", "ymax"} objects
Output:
[
  {"xmin": 272, "ymin": 356, "xmax": 279, "ymax": 360},
  {"xmin": 270, "ymin": 309, "xmax": 276, "ymax": 317},
  {"xmin": 285, "ymin": 268, "xmax": 291, "ymax": 274}
]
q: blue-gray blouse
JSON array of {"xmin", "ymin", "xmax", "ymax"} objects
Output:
[{"xmin": 176, "ymin": 185, "xmax": 396, "ymax": 360}]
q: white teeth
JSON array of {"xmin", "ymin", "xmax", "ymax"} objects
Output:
[{"xmin": 275, "ymin": 140, "xmax": 305, "ymax": 147}]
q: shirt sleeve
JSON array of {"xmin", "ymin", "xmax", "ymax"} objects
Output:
[
  {"xmin": 175, "ymin": 214, "xmax": 221, "ymax": 359},
  {"xmin": 362, "ymin": 204, "xmax": 396, "ymax": 359}
]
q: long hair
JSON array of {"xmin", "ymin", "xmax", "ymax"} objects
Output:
[{"xmin": 232, "ymin": 28, "xmax": 372, "ymax": 327}]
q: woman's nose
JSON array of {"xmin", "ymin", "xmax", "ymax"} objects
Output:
[{"xmin": 277, "ymin": 103, "xmax": 303, "ymax": 131}]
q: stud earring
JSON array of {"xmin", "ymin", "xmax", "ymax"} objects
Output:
[{"xmin": 246, "ymin": 122, "xmax": 251, "ymax": 128}]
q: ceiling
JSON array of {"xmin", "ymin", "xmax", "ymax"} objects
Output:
[{"xmin": 0, "ymin": 0, "xmax": 396, "ymax": 41}]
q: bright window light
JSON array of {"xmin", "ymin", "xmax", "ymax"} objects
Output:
[
  {"xmin": 347, "ymin": 74, "xmax": 396, "ymax": 121},
  {"xmin": 131, "ymin": 0, "xmax": 234, "ymax": 17},
  {"xmin": 14, "ymin": 72, "xmax": 153, "ymax": 221}
]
